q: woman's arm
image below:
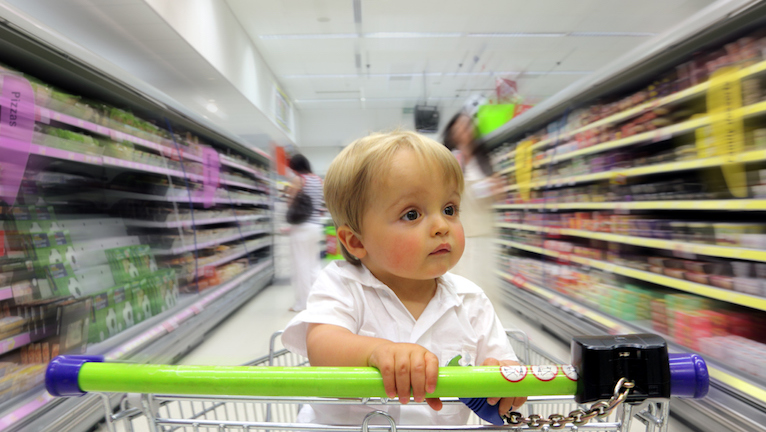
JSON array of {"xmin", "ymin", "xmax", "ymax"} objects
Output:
[{"xmin": 286, "ymin": 176, "xmax": 302, "ymax": 206}]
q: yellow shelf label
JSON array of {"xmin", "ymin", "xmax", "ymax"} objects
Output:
[{"xmin": 707, "ymin": 67, "xmax": 747, "ymax": 198}]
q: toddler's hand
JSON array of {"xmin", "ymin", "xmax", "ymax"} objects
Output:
[
  {"xmin": 483, "ymin": 358, "xmax": 527, "ymax": 416},
  {"xmin": 368, "ymin": 342, "xmax": 442, "ymax": 411}
]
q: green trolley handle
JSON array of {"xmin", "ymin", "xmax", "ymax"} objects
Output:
[
  {"xmin": 46, "ymin": 356, "xmax": 577, "ymax": 399},
  {"xmin": 46, "ymin": 334, "xmax": 710, "ymax": 426}
]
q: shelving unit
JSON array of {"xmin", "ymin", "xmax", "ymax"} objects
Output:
[
  {"xmin": 0, "ymin": 5, "xmax": 277, "ymax": 432},
  {"xmin": 487, "ymin": 3, "xmax": 766, "ymax": 432}
]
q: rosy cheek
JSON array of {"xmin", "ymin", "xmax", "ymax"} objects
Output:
[
  {"xmin": 453, "ymin": 224, "xmax": 466, "ymax": 252},
  {"xmin": 385, "ymin": 236, "xmax": 423, "ymax": 270}
]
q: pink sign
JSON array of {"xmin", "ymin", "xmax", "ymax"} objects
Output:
[
  {"xmin": 0, "ymin": 74, "xmax": 35, "ymax": 206},
  {"xmin": 201, "ymin": 146, "xmax": 220, "ymax": 208}
]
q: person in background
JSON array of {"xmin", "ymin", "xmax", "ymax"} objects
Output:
[
  {"xmin": 287, "ymin": 154, "xmax": 324, "ymax": 312},
  {"xmin": 442, "ymin": 112, "xmax": 504, "ymax": 303},
  {"xmin": 282, "ymin": 131, "xmax": 524, "ymax": 426}
]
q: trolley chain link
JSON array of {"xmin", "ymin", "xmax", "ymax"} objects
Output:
[{"xmin": 502, "ymin": 378, "xmax": 635, "ymax": 429}]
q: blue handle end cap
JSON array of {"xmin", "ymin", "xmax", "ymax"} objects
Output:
[
  {"xmin": 45, "ymin": 355, "xmax": 104, "ymax": 397},
  {"xmin": 669, "ymin": 353, "xmax": 709, "ymax": 399},
  {"xmin": 460, "ymin": 397, "xmax": 504, "ymax": 426}
]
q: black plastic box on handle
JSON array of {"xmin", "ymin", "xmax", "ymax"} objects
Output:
[{"xmin": 571, "ymin": 334, "xmax": 671, "ymax": 404}]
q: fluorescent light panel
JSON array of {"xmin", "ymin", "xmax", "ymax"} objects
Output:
[
  {"xmin": 260, "ymin": 33, "xmax": 358, "ymax": 40},
  {"xmin": 283, "ymin": 71, "xmax": 593, "ymax": 79},
  {"xmin": 468, "ymin": 32, "xmax": 566, "ymax": 37},
  {"xmin": 261, "ymin": 31, "xmax": 657, "ymax": 40},
  {"xmin": 569, "ymin": 31, "xmax": 655, "ymax": 37},
  {"xmin": 364, "ymin": 32, "xmax": 462, "ymax": 38}
]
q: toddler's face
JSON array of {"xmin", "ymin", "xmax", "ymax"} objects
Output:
[{"xmin": 358, "ymin": 149, "xmax": 465, "ymax": 283}]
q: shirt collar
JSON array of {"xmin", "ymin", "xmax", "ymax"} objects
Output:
[{"xmin": 329, "ymin": 260, "xmax": 465, "ymax": 306}]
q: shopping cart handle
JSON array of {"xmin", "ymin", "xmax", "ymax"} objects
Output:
[
  {"xmin": 45, "ymin": 335, "xmax": 708, "ymax": 405},
  {"xmin": 45, "ymin": 355, "xmax": 104, "ymax": 397}
]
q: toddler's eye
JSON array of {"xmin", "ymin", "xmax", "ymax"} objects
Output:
[
  {"xmin": 444, "ymin": 205, "xmax": 457, "ymax": 216},
  {"xmin": 402, "ymin": 210, "xmax": 420, "ymax": 221}
]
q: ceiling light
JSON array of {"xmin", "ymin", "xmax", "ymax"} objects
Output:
[
  {"xmin": 569, "ymin": 32, "xmax": 655, "ymax": 37},
  {"xmin": 364, "ymin": 32, "xmax": 462, "ymax": 38},
  {"xmin": 522, "ymin": 71, "xmax": 592, "ymax": 75},
  {"xmin": 467, "ymin": 32, "xmax": 566, "ymax": 37},
  {"xmin": 205, "ymin": 102, "xmax": 218, "ymax": 113},
  {"xmin": 259, "ymin": 33, "xmax": 358, "ymax": 40}
]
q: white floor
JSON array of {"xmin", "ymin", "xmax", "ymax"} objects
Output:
[{"xmin": 177, "ymin": 233, "xmax": 697, "ymax": 432}]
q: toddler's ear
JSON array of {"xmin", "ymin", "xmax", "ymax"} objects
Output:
[{"xmin": 337, "ymin": 225, "xmax": 367, "ymax": 260}]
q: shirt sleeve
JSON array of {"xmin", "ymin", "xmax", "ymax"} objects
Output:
[
  {"xmin": 472, "ymin": 293, "xmax": 519, "ymax": 364},
  {"xmin": 281, "ymin": 268, "xmax": 360, "ymax": 357}
]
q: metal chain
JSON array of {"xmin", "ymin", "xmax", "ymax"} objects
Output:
[{"xmin": 503, "ymin": 378, "xmax": 635, "ymax": 429}]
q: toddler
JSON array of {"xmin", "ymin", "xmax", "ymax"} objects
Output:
[{"xmin": 282, "ymin": 130, "xmax": 525, "ymax": 426}]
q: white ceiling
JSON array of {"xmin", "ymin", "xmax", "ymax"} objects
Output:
[
  {"xmin": 1, "ymin": 0, "xmax": 720, "ymax": 157},
  {"xmin": 226, "ymin": 0, "xmax": 718, "ymax": 110}
]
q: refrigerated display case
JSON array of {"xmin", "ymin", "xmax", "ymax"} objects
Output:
[
  {"xmin": 0, "ymin": 6, "xmax": 275, "ymax": 432},
  {"xmin": 485, "ymin": 2, "xmax": 766, "ymax": 431}
]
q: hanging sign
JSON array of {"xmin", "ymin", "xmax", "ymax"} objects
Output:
[{"xmin": 0, "ymin": 74, "xmax": 35, "ymax": 205}]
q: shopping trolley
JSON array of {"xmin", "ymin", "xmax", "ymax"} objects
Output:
[{"xmin": 45, "ymin": 331, "xmax": 709, "ymax": 432}]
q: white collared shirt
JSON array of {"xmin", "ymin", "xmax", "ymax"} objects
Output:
[{"xmin": 282, "ymin": 260, "xmax": 517, "ymax": 426}]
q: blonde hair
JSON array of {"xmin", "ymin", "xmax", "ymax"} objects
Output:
[{"xmin": 324, "ymin": 130, "xmax": 464, "ymax": 265}]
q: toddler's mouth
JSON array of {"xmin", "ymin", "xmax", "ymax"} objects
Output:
[{"xmin": 430, "ymin": 244, "xmax": 451, "ymax": 255}]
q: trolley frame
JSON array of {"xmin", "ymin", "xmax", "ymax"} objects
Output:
[{"xmin": 92, "ymin": 330, "xmax": 672, "ymax": 432}]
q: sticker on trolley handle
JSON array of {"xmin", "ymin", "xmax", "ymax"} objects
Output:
[
  {"xmin": 562, "ymin": 364, "xmax": 578, "ymax": 381},
  {"xmin": 531, "ymin": 365, "xmax": 558, "ymax": 381},
  {"xmin": 500, "ymin": 365, "xmax": 528, "ymax": 382}
]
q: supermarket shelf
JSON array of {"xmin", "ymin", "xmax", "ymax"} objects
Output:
[
  {"xmin": 494, "ymin": 199, "xmax": 766, "ymax": 211},
  {"xmin": 219, "ymin": 178, "xmax": 265, "ymax": 192},
  {"xmin": 197, "ymin": 240, "xmax": 271, "ymax": 272},
  {"xmin": 526, "ymin": 59, "xmax": 766, "ymax": 154},
  {"xmin": 104, "ymin": 259, "xmax": 273, "ymax": 360},
  {"xmin": 102, "ymin": 156, "xmax": 204, "ymax": 182},
  {"xmin": 495, "ymin": 272, "xmax": 766, "ymax": 405},
  {"xmin": 153, "ymin": 229, "xmax": 269, "ymax": 255},
  {"xmin": 495, "ymin": 270, "xmax": 633, "ymax": 333},
  {"xmin": 107, "ymin": 191, "xmax": 269, "ymax": 206},
  {"xmin": 2, "ymin": 260, "xmax": 274, "ymax": 432},
  {"xmin": 35, "ymin": 106, "xmax": 207, "ymax": 163},
  {"xmin": 539, "ymin": 99, "xmax": 766, "ymax": 166},
  {"xmin": 220, "ymin": 156, "xmax": 260, "ymax": 177},
  {"xmin": 496, "ymin": 222, "xmax": 766, "ymax": 263},
  {"xmin": 124, "ymin": 214, "xmax": 267, "ymax": 229},
  {"xmin": 0, "ymin": 328, "xmax": 55, "ymax": 357},
  {"xmin": 0, "ymin": 287, "xmax": 12, "ymax": 302},
  {"xmin": 495, "ymin": 239, "xmax": 766, "ymax": 312},
  {"xmin": 506, "ymin": 145, "xmax": 766, "ymax": 192},
  {"xmin": 1, "ymin": 137, "xmax": 205, "ymax": 183}
]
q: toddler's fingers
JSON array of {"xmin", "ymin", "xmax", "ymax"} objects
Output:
[
  {"xmin": 409, "ymin": 353, "xmax": 427, "ymax": 403},
  {"xmin": 394, "ymin": 352, "xmax": 411, "ymax": 404},
  {"xmin": 425, "ymin": 352, "xmax": 439, "ymax": 394},
  {"xmin": 375, "ymin": 357, "xmax": 397, "ymax": 399},
  {"xmin": 497, "ymin": 397, "xmax": 514, "ymax": 416},
  {"xmin": 426, "ymin": 397, "xmax": 443, "ymax": 411},
  {"xmin": 481, "ymin": 358, "xmax": 501, "ymax": 405}
]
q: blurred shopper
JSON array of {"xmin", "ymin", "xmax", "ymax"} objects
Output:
[
  {"xmin": 287, "ymin": 154, "xmax": 324, "ymax": 312},
  {"xmin": 442, "ymin": 112, "xmax": 503, "ymax": 302}
]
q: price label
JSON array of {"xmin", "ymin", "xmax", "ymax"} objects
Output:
[
  {"xmin": 707, "ymin": 67, "xmax": 746, "ymax": 197},
  {"xmin": 161, "ymin": 321, "xmax": 178, "ymax": 333},
  {"xmin": 652, "ymin": 128, "xmax": 672, "ymax": 143},
  {"xmin": 37, "ymin": 107, "xmax": 50, "ymax": 124},
  {"xmin": 558, "ymin": 252, "xmax": 571, "ymax": 264},
  {"xmin": 511, "ymin": 274, "xmax": 527, "ymax": 287}
]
